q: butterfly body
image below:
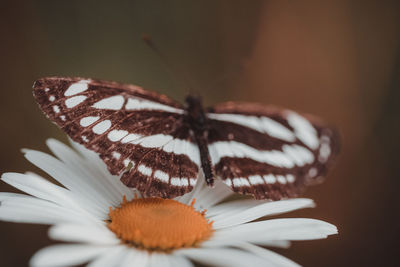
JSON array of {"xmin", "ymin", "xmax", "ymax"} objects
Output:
[
  {"xmin": 184, "ymin": 95, "xmax": 214, "ymax": 186},
  {"xmin": 33, "ymin": 77, "xmax": 339, "ymax": 200}
]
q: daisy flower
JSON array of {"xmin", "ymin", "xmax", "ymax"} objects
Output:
[{"xmin": 0, "ymin": 139, "xmax": 337, "ymax": 267}]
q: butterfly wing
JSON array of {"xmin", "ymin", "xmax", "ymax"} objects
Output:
[
  {"xmin": 33, "ymin": 77, "xmax": 200, "ymax": 198},
  {"xmin": 207, "ymin": 101, "xmax": 339, "ymax": 200}
]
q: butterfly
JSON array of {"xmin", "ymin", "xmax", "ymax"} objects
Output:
[{"xmin": 33, "ymin": 77, "xmax": 339, "ymax": 200}]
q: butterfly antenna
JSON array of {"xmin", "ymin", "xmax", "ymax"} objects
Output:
[{"xmin": 142, "ymin": 34, "xmax": 195, "ymax": 91}]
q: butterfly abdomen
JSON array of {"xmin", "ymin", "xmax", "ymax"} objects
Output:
[{"xmin": 184, "ymin": 95, "xmax": 215, "ymax": 186}]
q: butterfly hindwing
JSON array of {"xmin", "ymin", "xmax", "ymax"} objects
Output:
[
  {"xmin": 207, "ymin": 101, "xmax": 339, "ymax": 200},
  {"xmin": 33, "ymin": 77, "xmax": 200, "ymax": 198}
]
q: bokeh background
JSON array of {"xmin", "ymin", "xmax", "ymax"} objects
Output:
[{"xmin": 1, "ymin": 1, "xmax": 399, "ymax": 266}]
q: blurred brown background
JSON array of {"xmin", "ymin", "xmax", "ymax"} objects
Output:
[{"xmin": 1, "ymin": 1, "xmax": 399, "ymax": 266}]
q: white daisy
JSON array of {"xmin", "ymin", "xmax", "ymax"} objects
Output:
[{"xmin": 0, "ymin": 139, "xmax": 337, "ymax": 267}]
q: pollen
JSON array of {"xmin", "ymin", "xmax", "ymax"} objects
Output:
[{"xmin": 108, "ymin": 197, "xmax": 213, "ymax": 251}]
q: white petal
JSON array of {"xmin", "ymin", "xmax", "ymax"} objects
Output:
[
  {"xmin": 46, "ymin": 139, "xmax": 126, "ymax": 205},
  {"xmin": 207, "ymin": 199, "xmax": 264, "ymax": 217},
  {"xmin": 201, "ymin": 239, "xmax": 294, "ymax": 264},
  {"xmin": 1, "ymin": 172, "xmax": 103, "ymax": 222},
  {"xmin": 255, "ymin": 240, "xmax": 291, "ymax": 248},
  {"xmin": 178, "ymin": 173, "xmax": 205, "ymax": 205},
  {"xmin": 168, "ymin": 254, "xmax": 194, "ymax": 267},
  {"xmin": 30, "ymin": 244, "xmax": 110, "ymax": 267},
  {"xmin": 0, "ymin": 194, "xmax": 92, "ymax": 225},
  {"xmin": 1, "ymin": 172, "xmax": 76, "ymax": 208},
  {"xmin": 233, "ymin": 242, "xmax": 301, "ymax": 267},
  {"xmin": 23, "ymin": 149, "xmax": 109, "ymax": 216},
  {"xmin": 201, "ymin": 238, "xmax": 291, "ymax": 249},
  {"xmin": 191, "ymin": 179, "xmax": 232, "ymax": 210},
  {"xmin": 148, "ymin": 253, "xmax": 172, "ymax": 267},
  {"xmin": 212, "ymin": 198, "xmax": 315, "ymax": 229},
  {"xmin": 118, "ymin": 250, "xmax": 148, "ymax": 267},
  {"xmin": 177, "ymin": 248, "xmax": 272, "ymax": 267},
  {"xmin": 214, "ymin": 218, "xmax": 338, "ymax": 243},
  {"xmin": 68, "ymin": 139, "xmax": 135, "ymax": 201},
  {"xmin": 46, "ymin": 140, "xmax": 119, "ymax": 202},
  {"xmin": 49, "ymin": 224, "xmax": 119, "ymax": 244},
  {"xmin": 119, "ymin": 249, "xmax": 149, "ymax": 267},
  {"xmin": 86, "ymin": 246, "xmax": 128, "ymax": 267},
  {"xmin": 207, "ymin": 199, "xmax": 265, "ymax": 222},
  {"xmin": 0, "ymin": 192, "xmax": 30, "ymax": 200}
]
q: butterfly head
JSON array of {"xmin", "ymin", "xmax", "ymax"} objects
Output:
[
  {"xmin": 185, "ymin": 94, "xmax": 202, "ymax": 107},
  {"xmin": 185, "ymin": 94, "xmax": 206, "ymax": 124}
]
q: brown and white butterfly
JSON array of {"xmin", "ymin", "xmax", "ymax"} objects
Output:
[{"xmin": 33, "ymin": 77, "xmax": 339, "ymax": 200}]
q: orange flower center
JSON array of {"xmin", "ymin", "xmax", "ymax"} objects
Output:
[{"xmin": 108, "ymin": 197, "xmax": 213, "ymax": 251}]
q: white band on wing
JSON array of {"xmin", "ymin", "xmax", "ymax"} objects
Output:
[
  {"xmin": 125, "ymin": 98, "xmax": 184, "ymax": 114},
  {"xmin": 208, "ymin": 141, "xmax": 314, "ymax": 168},
  {"xmin": 208, "ymin": 113, "xmax": 296, "ymax": 142}
]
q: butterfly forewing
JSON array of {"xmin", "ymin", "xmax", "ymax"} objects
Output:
[
  {"xmin": 33, "ymin": 77, "xmax": 200, "ymax": 198},
  {"xmin": 207, "ymin": 102, "xmax": 339, "ymax": 200}
]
